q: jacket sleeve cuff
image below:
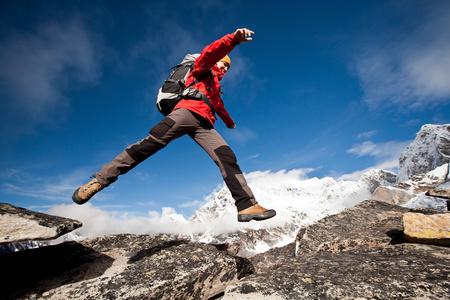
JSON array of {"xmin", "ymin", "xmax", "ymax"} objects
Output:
[
  {"xmin": 225, "ymin": 119, "xmax": 235, "ymax": 127},
  {"xmin": 224, "ymin": 33, "xmax": 240, "ymax": 45},
  {"xmin": 231, "ymin": 34, "xmax": 240, "ymax": 45}
]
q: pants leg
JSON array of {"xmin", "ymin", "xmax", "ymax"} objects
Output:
[
  {"xmin": 94, "ymin": 109, "xmax": 198, "ymax": 187},
  {"xmin": 189, "ymin": 126, "xmax": 257, "ymax": 212},
  {"xmin": 94, "ymin": 107, "xmax": 257, "ymax": 212}
]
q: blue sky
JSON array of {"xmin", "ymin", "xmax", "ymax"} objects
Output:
[{"xmin": 1, "ymin": 0, "xmax": 450, "ymax": 220}]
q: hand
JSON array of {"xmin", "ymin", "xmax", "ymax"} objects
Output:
[
  {"xmin": 234, "ymin": 28, "xmax": 255, "ymax": 43},
  {"xmin": 228, "ymin": 124, "xmax": 236, "ymax": 129}
]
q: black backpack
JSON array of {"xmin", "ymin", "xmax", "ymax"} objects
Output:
[{"xmin": 156, "ymin": 54, "xmax": 216, "ymax": 116}]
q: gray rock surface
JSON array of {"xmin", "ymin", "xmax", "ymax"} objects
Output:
[
  {"xmin": 294, "ymin": 200, "xmax": 409, "ymax": 254},
  {"xmin": 398, "ymin": 124, "xmax": 450, "ymax": 182},
  {"xmin": 370, "ymin": 185, "xmax": 415, "ymax": 205},
  {"xmin": 0, "ymin": 234, "xmax": 253, "ymax": 300},
  {"xmin": 224, "ymin": 244, "xmax": 450, "ymax": 299},
  {"xmin": 0, "ymin": 203, "xmax": 82, "ymax": 245},
  {"xmin": 223, "ymin": 200, "xmax": 450, "ymax": 299},
  {"xmin": 427, "ymin": 188, "xmax": 450, "ymax": 199}
]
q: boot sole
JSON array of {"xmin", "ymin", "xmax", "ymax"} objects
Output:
[
  {"xmin": 72, "ymin": 188, "xmax": 89, "ymax": 205},
  {"xmin": 238, "ymin": 210, "xmax": 276, "ymax": 222}
]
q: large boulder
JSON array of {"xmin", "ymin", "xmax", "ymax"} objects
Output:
[
  {"xmin": 223, "ymin": 200, "xmax": 450, "ymax": 299},
  {"xmin": 427, "ymin": 188, "xmax": 450, "ymax": 199},
  {"xmin": 0, "ymin": 203, "xmax": 82, "ymax": 245},
  {"xmin": 293, "ymin": 200, "xmax": 408, "ymax": 254},
  {"xmin": 403, "ymin": 212, "xmax": 450, "ymax": 246},
  {"xmin": 0, "ymin": 234, "xmax": 253, "ymax": 299},
  {"xmin": 369, "ymin": 185, "xmax": 415, "ymax": 205}
]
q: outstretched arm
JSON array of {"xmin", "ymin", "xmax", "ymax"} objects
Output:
[
  {"xmin": 223, "ymin": 28, "xmax": 253, "ymax": 129},
  {"xmin": 193, "ymin": 28, "xmax": 256, "ymax": 73}
]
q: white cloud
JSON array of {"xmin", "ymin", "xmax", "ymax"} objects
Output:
[
  {"xmin": 245, "ymin": 168, "xmax": 313, "ymax": 186},
  {"xmin": 0, "ymin": 167, "xmax": 106, "ymax": 202},
  {"xmin": 347, "ymin": 140, "xmax": 411, "ymax": 159},
  {"xmin": 357, "ymin": 130, "xmax": 378, "ymax": 139},
  {"xmin": 0, "ymin": 18, "xmax": 102, "ymax": 123},
  {"xmin": 353, "ymin": 2, "xmax": 450, "ymax": 111},
  {"xmin": 339, "ymin": 158, "xmax": 399, "ymax": 181},
  {"xmin": 347, "ymin": 141, "xmax": 378, "ymax": 157},
  {"xmin": 2, "ymin": 172, "xmax": 74, "ymax": 201},
  {"xmin": 48, "ymin": 203, "xmax": 212, "ymax": 238},
  {"xmin": 224, "ymin": 126, "xmax": 257, "ymax": 145},
  {"xmin": 178, "ymin": 199, "xmax": 206, "ymax": 208},
  {"xmin": 249, "ymin": 153, "xmax": 260, "ymax": 159},
  {"xmin": 137, "ymin": 201, "xmax": 158, "ymax": 207},
  {"xmin": 342, "ymin": 139, "xmax": 412, "ymax": 180}
]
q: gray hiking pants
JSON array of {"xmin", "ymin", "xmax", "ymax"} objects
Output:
[{"xmin": 94, "ymin": 108, "xmax": 257, "ymax": 212}]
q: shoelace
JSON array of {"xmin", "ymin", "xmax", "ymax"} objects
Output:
[{"xmin": 81, "ymin": 180, "xmax": 102, "ymax": 197}]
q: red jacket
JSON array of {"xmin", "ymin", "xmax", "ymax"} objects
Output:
[{"xmin": 174, "ymin": 33, "xmax": 238, "ymax": 128}]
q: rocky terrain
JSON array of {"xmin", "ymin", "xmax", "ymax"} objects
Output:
[
  {"xmin": 1, "ymin": 232, "xmax": 254, "ymax": 299},
  {"xmin": 1, "ymin": 123, "xmax": 449, "ymax": 299},
  {"xmin": 1, "ymin": 197, "xmax": 449, "ymax": 299},
  {"xmin": 230, "ymin": 200, "xmax": 449, "ymax": 299}
]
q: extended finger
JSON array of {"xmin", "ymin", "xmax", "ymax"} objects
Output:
[
  {"xmin": 245, "ymin": 29, "xmax": 255, "ymax": 36},
  {"xmin": 244, "ymin": 30, "xmax": 255, "ymax": 40}
]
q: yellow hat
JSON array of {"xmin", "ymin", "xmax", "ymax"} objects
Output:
[{"xmin": 219, "ymin": 55, "xmax": 231, "ymax": 67}]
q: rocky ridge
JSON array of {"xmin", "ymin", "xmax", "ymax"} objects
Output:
[{"xmin": 1, "ymin": 198, "xmax": 448, "ymax": 299}]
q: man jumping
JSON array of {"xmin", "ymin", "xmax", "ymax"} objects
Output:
[{"xmin": 72, "ymin": 28, "xmax": 276, "ymax": 223}]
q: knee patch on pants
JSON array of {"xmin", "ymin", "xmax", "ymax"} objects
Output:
[
  {"xmin": 126, "ymin": 137, "xmax": 164, "ymax": 163},
  {"xmin": 214, "ymin": 145, "xmax": 240, "ymax": 176},
  {"xmin": 214, "ymin": 145, "xmax": 251, "ymax": 207}
]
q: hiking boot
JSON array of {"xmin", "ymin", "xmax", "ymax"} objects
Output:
[
  {"xmin": 238, "ymin": 204, "xmax": 276, "ymax": 222},
  {"xmin": 72, "ymin": 178, "xmax": 104, "ymax": 205}
]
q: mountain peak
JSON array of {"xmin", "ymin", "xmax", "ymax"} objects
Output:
[{"xmin": 398, "ymin": 124, "xmax": 450, "ymax": 182}]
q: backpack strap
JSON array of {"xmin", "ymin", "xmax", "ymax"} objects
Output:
[
  {"xmin": 184, "ymin": 70, "xmax": 216, "ymax": 116},
  {"xmin": 185, "ymin": 69, "xmax": 212, "ymax": 89}
]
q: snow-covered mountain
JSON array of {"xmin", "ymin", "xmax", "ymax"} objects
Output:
[
  {"xmin": 186, "ymin": 168, "xmax": 398, "ymax": 255},
  {"xmin": 398, "ymin": 124, "xmax": 450, "ymax": 182}
]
